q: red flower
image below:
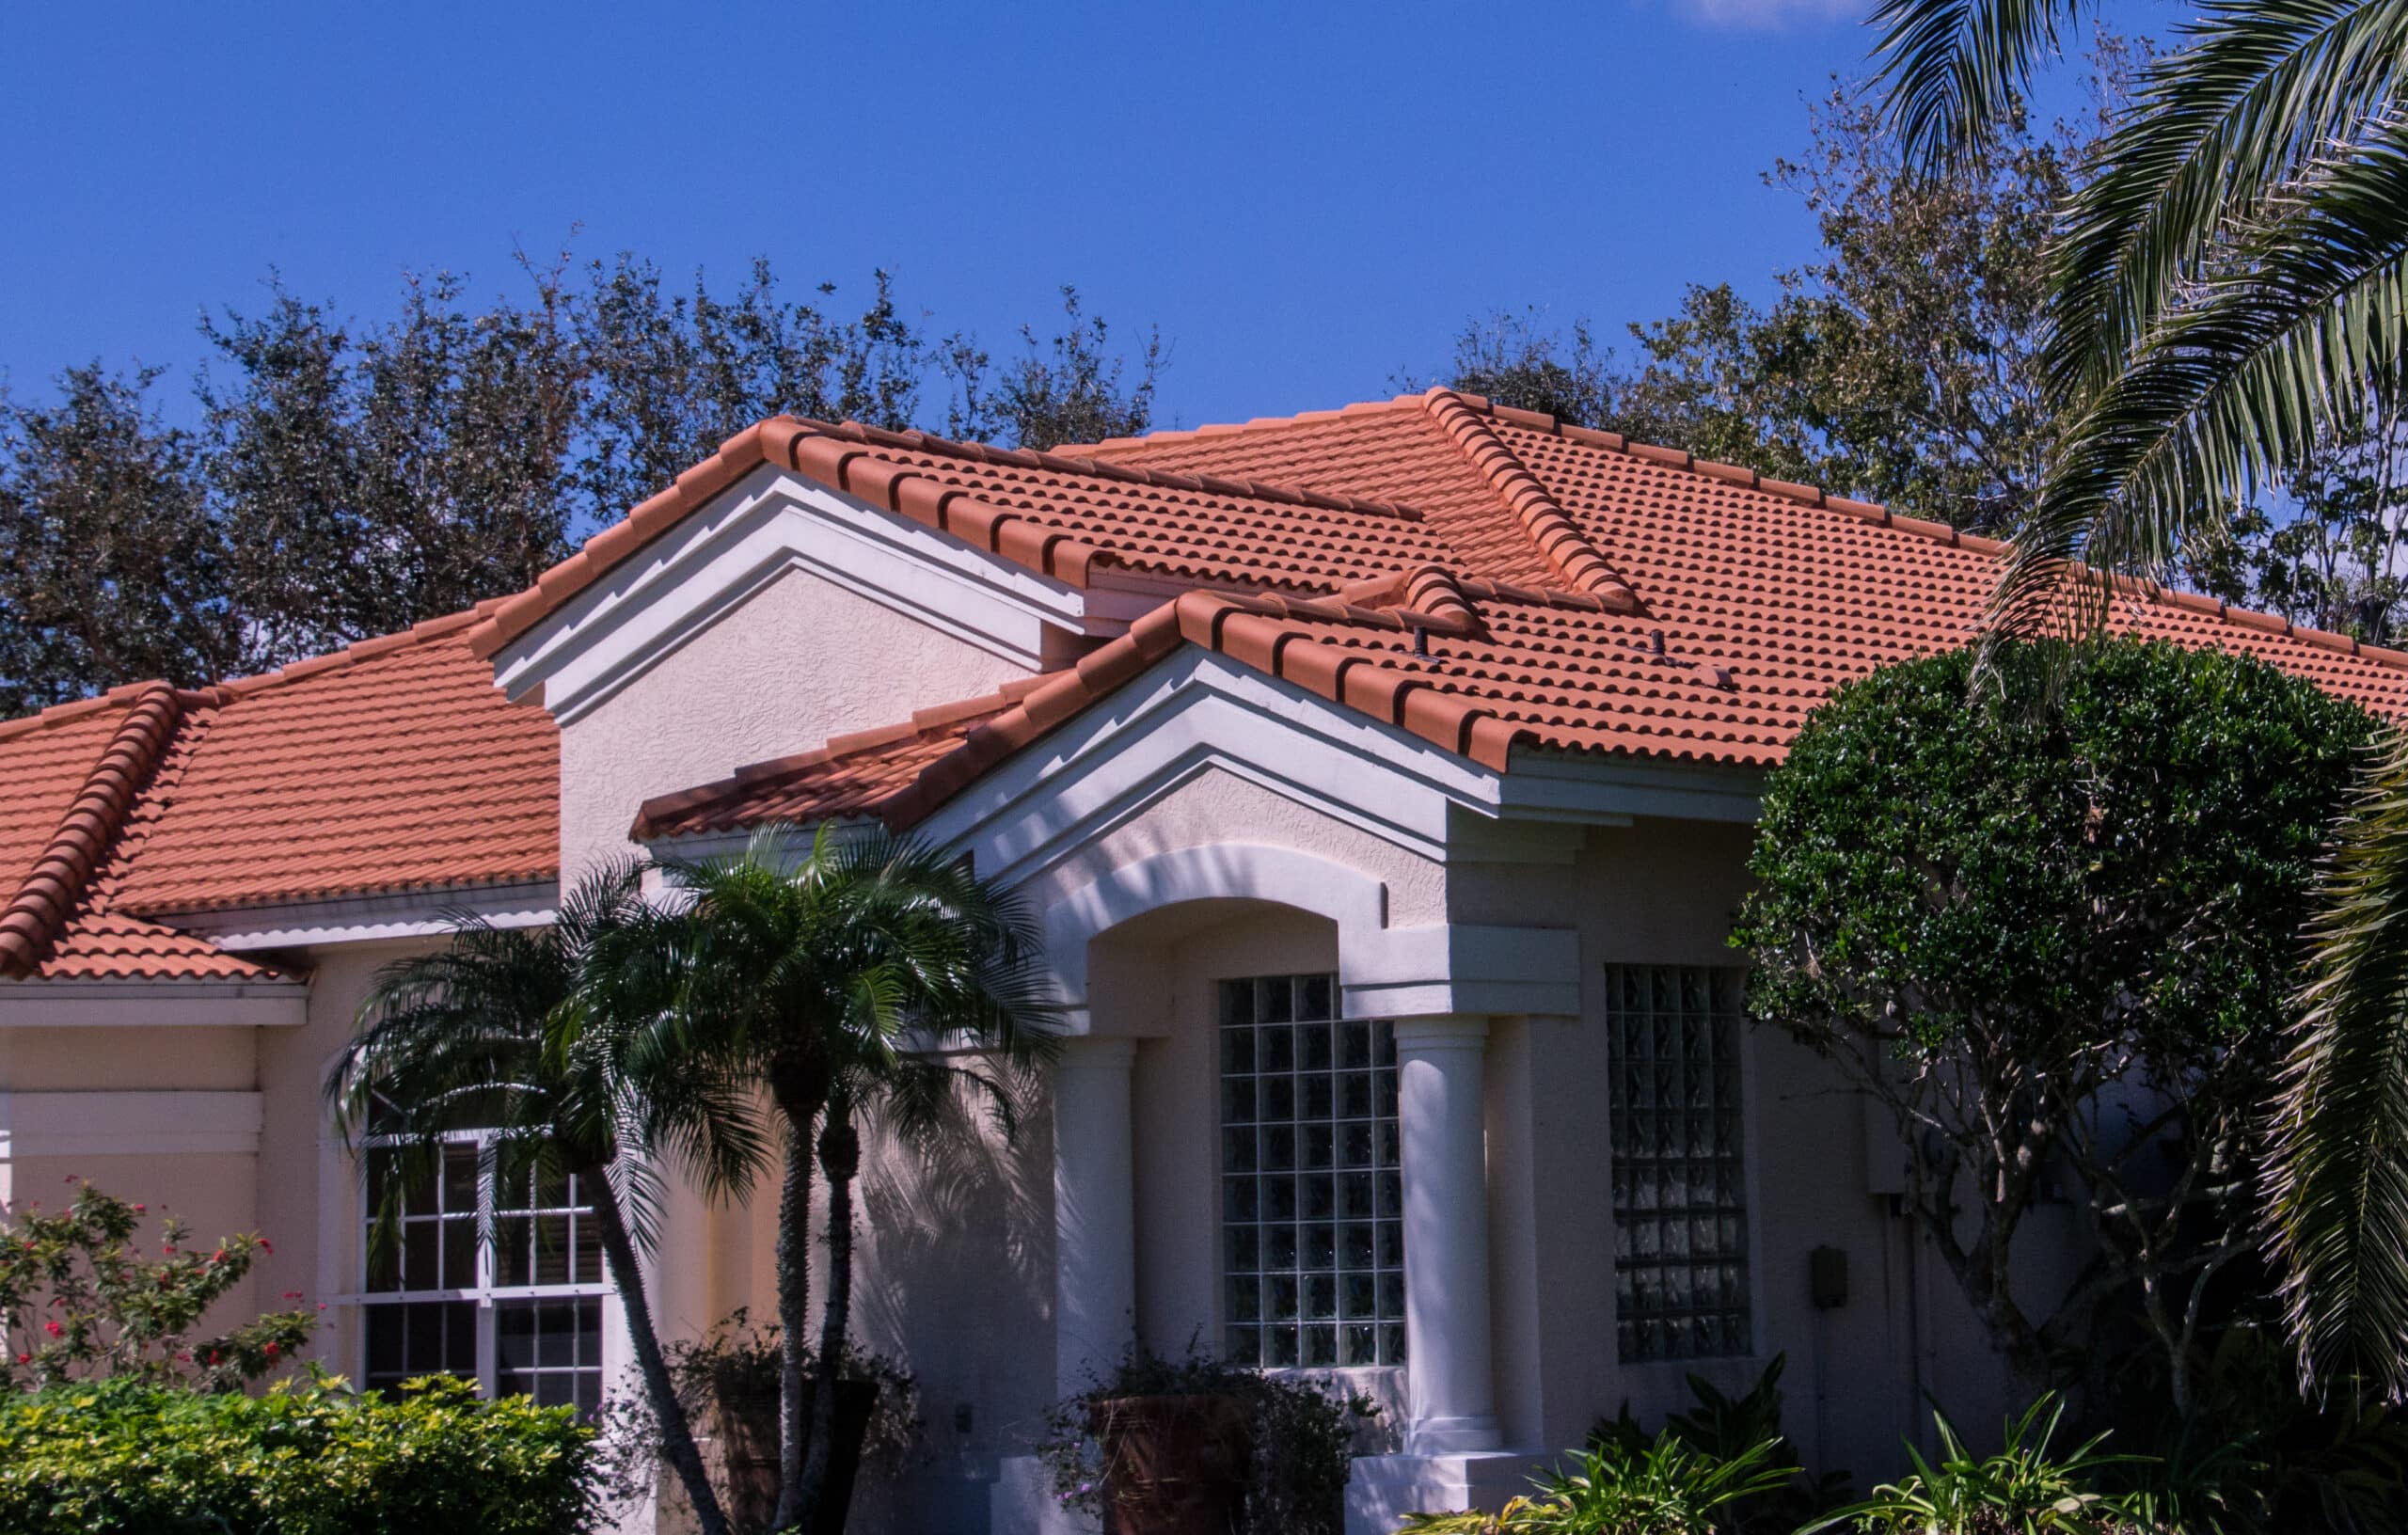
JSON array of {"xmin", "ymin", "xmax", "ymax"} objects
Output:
[
  {"xmin": 264, "ymin": 1342, "xmax": 279, "ymax": 1359},
  {"xmin": 43, "ymin": 1321, "xmax": 59, "ymax": 1337},
  {"xmin": 12, "ymin": 1353, "xmax": 25, "ymax": 1365},
  {"xmin": 282, "ymin": 1290, "xmax": 303, "ymax": 1301},
  {"xmin": 210, "ymin": 1247, "xmax": 227, "ymax": 1264},
  {"xmin": 258, "ymin": 1240, "xmax": 273, "ymax": 1254}
]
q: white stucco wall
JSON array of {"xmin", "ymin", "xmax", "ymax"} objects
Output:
[{"xmin": 557, "ymin": 563, "xmax": 1035, "ymax": 882}]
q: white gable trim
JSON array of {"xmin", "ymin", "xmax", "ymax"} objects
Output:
[
  {"xmin": 490, "ymin": 467, "xmax": 1096, "ymax": 723},
  {"xmin": 917, "ymin": 650, "xmax": 1507, "ymax": 884}
]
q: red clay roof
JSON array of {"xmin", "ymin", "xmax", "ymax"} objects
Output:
[
  {"xmin": 0, "ymin": 605, "xmax": 559, "ymax": 980},
  {"xmin": 19, "ymin": 385, "xmax": 2408, "ymax": 966},
  {"xmin": 624, "ymin": 392, "xmax": 2408, "ymax": 840}
]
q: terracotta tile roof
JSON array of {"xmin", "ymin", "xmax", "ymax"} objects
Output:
[
  {"xmin": 634, "ymin": 391, "xmax": 2408, "ymax": 839},
  {"xmin": 112, "ymin": 608, "xmax": 559, "ymax": 913},
  {"xmin": 0, "ymin": 605, "xmax": 559, "ymax": 980}
]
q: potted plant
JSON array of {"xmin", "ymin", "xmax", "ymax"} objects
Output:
[
  {"xmin": 1040, "ymin": 1341, "xmax": 1381, "ymax": 1535},
  {"xmin": 598, "ymin": 1308, "xmax": 922, "ymax": 1534}
]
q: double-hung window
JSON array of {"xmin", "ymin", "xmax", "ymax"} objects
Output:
[
  {"xmin": 1219, "ymin": 972, "xmax": 1406, "ymax": 1369},
  {"xmin": 1607, "ymin": 964, "xmax": 1752, "ymax": 1362},
  {"xmin": 359, "ymin": 1131, "xmax": 610, "ymax": 1414}
]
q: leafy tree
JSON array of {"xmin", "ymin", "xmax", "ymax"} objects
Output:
[
  {"xmin": 0, "ymin": 1181, "xmax": 316, "ymax": 1393},
  {"xmin": 329, "ymin": 862, "xmax": 765, "ymax": 1535},
  {"xmin": 1394, "ymin": 308, "xmax": 1618, "ymax": 428},
  {"xmin": 199, "ymin": 265, "xmax": 583, "ymax": 660},
  {"xmin": 657, "ymin": 826, "xmax": 1052, "ymax": 1532},
  {"xmin": 2, "ymin": 261, "xmax": 1166, "ymax": 718},
  {"xmin": 0, "ymin": 367, "xmax": 232, "ymax": 715},
  {"xmin": 572, "ymin": 257, "xmax": 925, "ymax": 524},
  {"xmin": 942, "ymin": 285, "xmax": 1164, "ymax": 450},
  {"xmin": 1861, "ymin": 0, "xmax": 2408, "ymax": 1397},
  {"xmin": 1732, "ymin": 638, "xmax": 2381, "ymax": 1411}
]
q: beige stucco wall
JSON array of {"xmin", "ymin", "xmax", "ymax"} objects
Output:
[{"xmin": 557, "ymin": 564, "xmax": 1035, "ymax": 882}]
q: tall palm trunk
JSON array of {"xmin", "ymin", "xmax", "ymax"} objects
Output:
[
  {"xmin": 798, "ymin": 1104, "xmax": 862, "ymax": 1528},
  {"xmin": 770, "ymin": 1108, "xmax": 816, "ymax": 1533},
  {"xmin": 581, "ymin": 1163, "xmax": 732, "ymax": 1535}
]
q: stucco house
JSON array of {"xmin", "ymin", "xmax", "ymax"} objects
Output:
[{"xmin": 4, "ymin": 388, "xmax": 2403, "ymax": 1532}]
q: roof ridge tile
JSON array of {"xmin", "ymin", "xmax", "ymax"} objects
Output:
[
  {"xmin": 1418, "ymin": 390, "xmax": 1645, "ymax": 613},
  {"xmin": 0, "ymin": 683, "xmax": 182, "ymax": 977}
]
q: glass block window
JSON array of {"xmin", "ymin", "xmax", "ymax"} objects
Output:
[
  {"xmin": 361, "ymin": 1134, "xmax": 608, "ymax": 1416},
  {"xmin": 1219, "ymin": 973, "xmax": 1405, "ymax": 1369},
  {"xmin": 1608, "ymin": 965, "xmax": 1752, "ymax": 1362}
]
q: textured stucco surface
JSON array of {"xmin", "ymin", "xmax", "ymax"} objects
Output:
[{"xmin": 559, "ymin": 564, "xmax": 1033, "ymax": 881}]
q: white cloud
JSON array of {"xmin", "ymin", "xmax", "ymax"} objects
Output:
[{"xmin": 1678, "ymin": 0, "xmax": 1856, "ymax": 30}]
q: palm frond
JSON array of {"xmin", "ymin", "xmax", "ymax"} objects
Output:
[
  {"xmin": 2270, "ymin": 727, "xmax": 2408, "ymax": 1401},
  {"xmin": 2000, "ymin": 117, "xmax": 2408, "ymax": 639},
  {"xmin": 1872, "ymin": 0, "xmax": 2091, "ymax": 168},
  {"xmin": 2051, "ymin": 0, "xmax": 2408, "ymax": 396}
]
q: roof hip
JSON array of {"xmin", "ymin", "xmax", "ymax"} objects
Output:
[
  {"xmin": 1418, "ymin": 390, "xmax": 1645, "ymax": 611},
  {"xmin": 0, "ymin": 684, "xmax": 182, "ymax": 977}
]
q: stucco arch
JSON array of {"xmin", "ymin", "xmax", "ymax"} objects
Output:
[{"xmin": 1041, "ymin": 843, "xmax": 1387, "ymax": 1024}]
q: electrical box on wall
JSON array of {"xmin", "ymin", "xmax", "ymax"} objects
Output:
[{"xmin": 1809, "ymin": 1245, "xmax": 1848, "ymax": 1310}]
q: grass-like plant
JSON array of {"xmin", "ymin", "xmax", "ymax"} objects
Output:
[
  {"xmin": 1400, "ymin": 1431, "xmax": 1792, "ymax": 1535},
  {"xmin": 1804, "ymin": 1395, "xmax": 2142, "ymax": 1535}
]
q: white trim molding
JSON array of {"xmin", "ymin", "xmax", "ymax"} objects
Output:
[
  {"xmin": 490, "ymin": 468, "xmax": 1097, "ymax": 723},
  {"xmin": 161, "ymin": 879, "xmax": 559, "ymax": 953},
  {"xmin": 0, "ymin": 1090, "xmax": 262, "ymax": 1160},
  {"xmin": 0, "ymin": 979, "xmax": 309, "ymax": 1028},
  {"xmin": 1038, "ymin": 842, "xmax": 1578, "ymax": 1026}
]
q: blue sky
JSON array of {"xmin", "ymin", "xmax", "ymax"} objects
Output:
[{"xmin": 6, "ymin": 1, "xmax": 1976, "ymax": 433}]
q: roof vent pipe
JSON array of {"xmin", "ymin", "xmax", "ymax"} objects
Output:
[{"xmin": 1649, "ymin": 629, "xmax": 1667, "ymax": 658}]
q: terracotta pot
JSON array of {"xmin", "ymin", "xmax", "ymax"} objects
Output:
[
  {"xmin": 1091, "ymin": 1393, "xmax": 1252, "ymax": 1535},
  {"xmin": 710, "ymin": 1379, "xmax": 879, "ymax": 1535}
]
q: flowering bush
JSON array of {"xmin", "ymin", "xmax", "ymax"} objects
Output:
[
  {"xmin": 0, "ymin": 1180, "xmax": 316, "ymax": 1392},
  {"xmin": 0, "ymin": 1371, "xmax": 595, "ymax": 1534}
]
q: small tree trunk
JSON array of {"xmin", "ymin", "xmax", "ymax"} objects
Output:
[
  {"xmin": 771, "ymin": 1111, "xmax": 816, "ymax": 1533},
  {"xmin": 583, "ymin": 1164, "xmax": 732, "ymax": 1535},
  {"xmin": 798, "ymin": 1107, "xmax": 862, "ymax": 1529}
]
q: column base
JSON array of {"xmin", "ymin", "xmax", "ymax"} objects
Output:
[
  {"xmin": 1404, "ymin": 1413, "xmax": 1504, "ymax": 1455},
  {"xmin": 1345, "ymin": 1449, "xmax": 1540, "ymax": 1535}
]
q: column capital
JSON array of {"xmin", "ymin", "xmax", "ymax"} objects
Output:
[{"xmin": 1390, "ymin": 1014, "xmax": 1491, "ymax": 1050}]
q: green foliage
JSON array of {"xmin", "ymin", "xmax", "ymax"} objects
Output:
[
  {"xmin": 942, "ymin": 285, "xmax": 1164, "ymax": 450},
  {"xmin": 1808, "ymin": 1395, "xmax": 2142, "ymax": 1535},
  {"xmin": 591, "ymin": 1306, "xmax": 928, "ymax": 1505},
  {"xmin": 1395, "ymin": 307, "xmax": 1617, "ymax": 428},
  {"xmin": 1401, "ymin": 1433, "xmax": 1792, "ymax": 1535},
  {"xmin": 0, "ymin": 1181, "xmax": 315, "ymax": 1394},
  {"xmin": 1591, "ymin": 1356, "xmax": 1851, "ymax": 1531},
  {"xmin": 1037, "ymin": 1340, "xmax": 1381, "ymax": 1535},
  {"xmin": 0, "ymin": 258, "xmax": 1164, "ymax": 716},
  {"xmin": 0, "ymin": 1371, "xmax": 594, "ymax": 1535},
  {"xmin": 1735, "ymin": 637, "xmax": 2380, "ymax": 1400}
]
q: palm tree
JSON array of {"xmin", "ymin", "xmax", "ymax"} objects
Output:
[
  {"xmin": 328, "ymin": 862, "xmax": 763, "ymax": 1535},
  {"xmin": 658, "ymin": 825, "xmax": 1054, "ymax": 1532},
  {"xmin": 1868, "ymin": 0, "xmax": 2408, "ymax": 1396}
]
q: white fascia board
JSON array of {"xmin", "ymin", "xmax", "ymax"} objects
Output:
[
  {"xmin": 1497, "ymin": 747, "xmax": 1765, "ymax": 825},
  {"xmin": 158, "ymin": 879, "xmax": 560, "ymax": 953},
  {"xmin": 489, "ymin": 468, "xmax": 1094, "ymax": 723},
  {"xmin": 0, "ymin": 1089, "xmax": 264, "ymax": 1160},
  {"xmin": 917, "ymin": 651, "xmax": 1508, "ymax": 884},
  {"xmin": 0, "ymin": 980, "xmax": 309, "ymax": 1029}
]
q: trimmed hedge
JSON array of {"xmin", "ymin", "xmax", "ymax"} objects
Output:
[{"xmin": 0, "ymin": 1373, "xmax": 594, "ymax": 1535}]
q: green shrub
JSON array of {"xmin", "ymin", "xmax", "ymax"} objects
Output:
[
  {"xmin": 1400, "ymin": 1432, "xmax": 1791, "ymax": 1534},
  {"xmin": 1590, "ymin": 1354, "xmax": 1850, "ymax": 1530},
  {"xmin": 1805, "ymin": 1395, "xmax": 2143, "ymax": 1535},
  {"xmin": 0, "ymin": 1371, "xmax": 595, "ymax": 1535}
]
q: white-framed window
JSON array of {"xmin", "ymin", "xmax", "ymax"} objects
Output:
[
  {"xmin": 359, "ymin": 1132, "xmax": 610, "ymax": 1414},
  {"xmin": 1607, "ymin": 964, "xmax": 1752, "ymax": 1363},
  {"xmin": 1218, "ymin": 972, "xmax": 1406, "ymax": 1369}
]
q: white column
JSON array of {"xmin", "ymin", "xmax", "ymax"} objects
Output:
[
  {"xmin": 1393, "ymin": 1014, "xmax": 1502, "ymax": 1453},
  {"xmin": 1053, "ymin": 1035, "xmax": 1139, "ymax": 1394}
]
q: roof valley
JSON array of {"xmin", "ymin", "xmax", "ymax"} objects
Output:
[{"xmin": 1418, "ymin": 390, "xmax": 1645, "ymax": 612}]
